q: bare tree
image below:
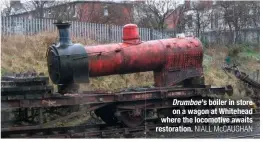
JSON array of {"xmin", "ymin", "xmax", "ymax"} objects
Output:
[
  {"xmin": 190, "ymin": 1, "xmax": 213, "ymax": 37},
  {"xmin": 174, "ymin": 4, "xmax": 187, "ymax": 33},
  {"xmin": 247, "ymin": 1, "xmax": 259, "ymax": 28},
  {"xmin": 1, "ymin": 0, "xmax": 12, "ymax": 16},
  {"xmin": 23, "ymin": 0, "xmax": 55, "ymax": 18},
  {"xmin": 217, "ymin": 1, "xmax": 259, "ymax": 43},
  {"xmin": 135, "ymin": 0, "xmax": 177, "ymax": 31},
  {"xmin": 1, "ymin": 0, "xmax": 27, "ymax": 16},
  {"xmin": 77, "ymin": 2, "xmax": 96, "ymax": 22},
  {"xmin": 49, "ymin": 0, "xmax": 77, "ymax": 21}
]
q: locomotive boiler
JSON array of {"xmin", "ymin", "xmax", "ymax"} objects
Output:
[
  {"xmin": 46, "ymin": 22, "xmax": 210, "ymax": 127},
  {"xmin": 47, "ymin": 22, "xmax": 204, "ymax": 90}
]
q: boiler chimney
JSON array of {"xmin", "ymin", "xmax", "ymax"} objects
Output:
[{"xmin": 54, "ymin": 22, "xmax": 72, "ymax": 46}]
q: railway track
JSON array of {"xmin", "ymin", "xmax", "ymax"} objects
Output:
[
  {"xmin": 2, "ymin": 111, "xmax": 260, "ymax": 138},
  {"xmin": 1, "ymin": 72, "xmax": 260, "ymax": 138}
]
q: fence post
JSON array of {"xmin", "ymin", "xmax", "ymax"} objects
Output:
[
  {"xmin": 1, "ymin": 17, "xmax": 3, "ymax": 35},
  {"xmin": 150, "ymin": 28, "xmax": 153, "ymax": 40},
  {"xmin": 108, "ymin": 24, "xmax": 112, "ymax": 42},
  {"xmin": 161, "ymin": 29, "xmax": 163, "ymax": 39}
]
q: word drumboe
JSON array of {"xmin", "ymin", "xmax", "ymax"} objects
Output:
[{"xmin": 173, "ymin": 99, "xmax": 254, "ymax": 106}]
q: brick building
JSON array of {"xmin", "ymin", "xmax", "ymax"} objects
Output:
[{"xmin": 8, "ymin": 0, "xmax": 143, "ymax": 26}]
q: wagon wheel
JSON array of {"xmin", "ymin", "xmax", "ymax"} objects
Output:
[
  {"xmin": 94, "ymin": 104, "xmax": 118, "ymax": 125},
  {"xmin": 116, "ymin": 109, "xmax": 145, "ymax": 128}
]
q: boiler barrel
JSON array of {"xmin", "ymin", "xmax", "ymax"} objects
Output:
[
  {"xmin": 86, "ymin": 37, "xmax": 202, "ymax": 77},
  {"xmin": 86, "ymin": 40, "xmax": 167, "ymax": 77},
  {"xmin": 47, "ymin": 22, "xmax": 203, "ymax": 85}
]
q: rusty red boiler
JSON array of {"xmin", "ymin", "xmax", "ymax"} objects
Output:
[{"xmin": 47, "ymin": 22, "xmax": 204, "ymax": 88}]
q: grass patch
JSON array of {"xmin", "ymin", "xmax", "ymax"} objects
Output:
[{"xmin": 203, "ymin": 45, "xmax": 259, "ymax": 100}]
